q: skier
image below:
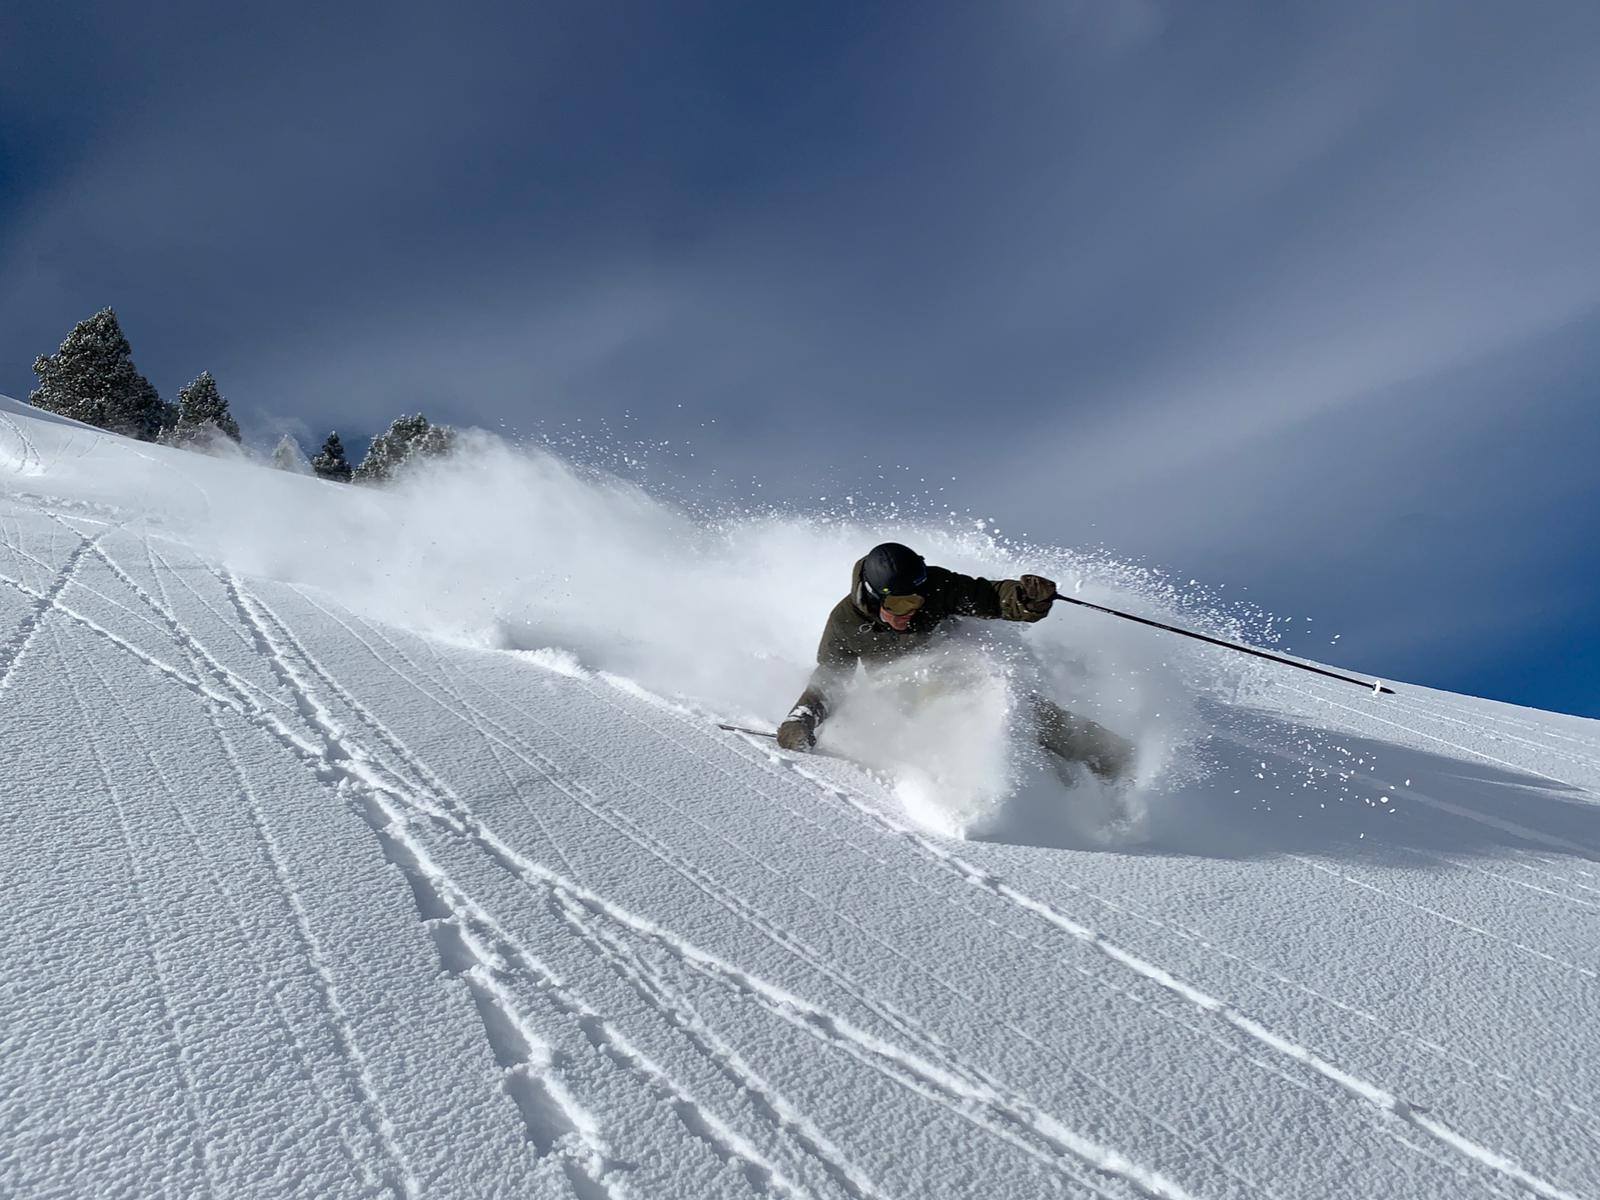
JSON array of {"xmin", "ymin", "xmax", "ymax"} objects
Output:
[{"xmin": 777, "ymin": 542, "xmax": 1135, "ymax": 781}]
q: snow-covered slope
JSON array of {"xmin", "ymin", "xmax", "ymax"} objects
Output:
[{"xmin": 3, "ymin": 396, "xmax": 1598, "ymax": 1200}]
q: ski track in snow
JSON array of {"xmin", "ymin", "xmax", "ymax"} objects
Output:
[
  {"xmin": 211, "ymin": 572, "xmax": 638, "ymax": 1199},
  {"xmin": 683, "ymin": 724, "xmax": 1590, "ymax": 1200},
  {"xmin": 46, "ymin": 616, "xmax": 225, "ymax": 1199},
  {"xmin": 234, "ymin": 578, "xmax": 1163, "ymax": 1200},
  {"xmin": 975, "ymin": 827, "xmax": 1600, "ymax": 1135},
  {"xmin": 4, "ymin": 407, "xmax": 1600, "ymax": 1200},
  {"xmin": 310, "ymin": 600, "xmax": 1229, "ymax": 1200},
  {"xmin": 0, "ymin": 525, "xmax": 100, "ymax": 690},
  {"xmin": 757, "ymin": 724, "xmax": 1600, "ymax": 1153},
  {"xmin": 136, "ymin": 540, "xmax": 420, "ymax": 1199},
  {"xmin": 221, "ymin": 568, "xmax": 914, "ymax": 1199},
  {"xmin": 489, "ymin": 672, "xmax": 1555, "ymax": 1199}
]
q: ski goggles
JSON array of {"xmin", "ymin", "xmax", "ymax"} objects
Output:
[{"xmin": 880, "ymin": 593, "xmax": 925, "ymax": 616}]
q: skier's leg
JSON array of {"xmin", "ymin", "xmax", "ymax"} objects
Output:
[{"xmin": 1030, "ymin": 695, "xmax": 1135, "ymax": 781}]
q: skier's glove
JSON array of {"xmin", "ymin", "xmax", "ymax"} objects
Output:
[
  {"xmin": 777, "ymin": 708, "xmax": 818, "ymax": 752},
  {"xmin": 1019, "ymin": 574, "xmax": 1058, "ymax": 615}
]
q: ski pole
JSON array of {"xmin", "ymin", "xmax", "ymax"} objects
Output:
[
  {"xmin": 1053, "ymin": 594, "xmax": 1394, "ymax": 695},
  {"xmin": 718, "ymin": 723, "xmax": 850, "ymax": 763},
  {"xmin": 718, "ymin": 722, "xmax": 777, "ymax": 739}
]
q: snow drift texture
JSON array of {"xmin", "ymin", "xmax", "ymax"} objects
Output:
[{"xmin": 3, "ymin": 394, "xmax": 1598, "ymax": 1200}]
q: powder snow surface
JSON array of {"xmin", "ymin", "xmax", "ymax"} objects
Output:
[{"xmin": 3, "ymin": 396, "xmax": 1599, "ymax": 1200}]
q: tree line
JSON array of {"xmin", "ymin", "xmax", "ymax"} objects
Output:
[{"xmin": 26, "ymin": 308, "xmax": 456, "ymax": 484}]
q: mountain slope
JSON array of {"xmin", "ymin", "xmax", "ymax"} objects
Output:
[{"xmin": 3, "ymin": 397, "xmax": 1598, "ymax": 1200}]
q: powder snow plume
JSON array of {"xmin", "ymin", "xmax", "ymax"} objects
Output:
[{"xmin": 2, "ymin": 401, "xmax": 1249, "ymax": 840}]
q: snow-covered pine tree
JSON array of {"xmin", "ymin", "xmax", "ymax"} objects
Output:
[
  {"xmin": 168, "ymin": 371, "xmax": 241, "ymax": 445},
  {"xmin": 310, "ymin": 431, "xmax": 353, "ymax": 482},
  {"xmin": 30, "ymin": 308, "xmax": 172, "ymax": 440},
  {"xmin": 353, "ymin": 413, "xmax": 457, "ymax": 483},
  {"xmin": 270, "ymin": 434, "xmax": 312, "ymax": 474}
]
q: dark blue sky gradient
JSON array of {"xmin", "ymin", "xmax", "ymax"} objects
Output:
[{"xmin": 3, "ymin": 2, "xmax": 1598, "ymax": 715}]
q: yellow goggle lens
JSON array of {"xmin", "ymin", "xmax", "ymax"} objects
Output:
[{"xmin": 880, "ymin": 593, "xmax": 925, "ymax": 616}]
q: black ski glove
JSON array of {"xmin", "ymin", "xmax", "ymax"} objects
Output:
[
  {"xmin": 1019, "ymin": 574, "xmax": 1057, "ymax": 615},
  {"xmin": 777, "ymin": 709, "xmax": 817, "ymax": 751}
]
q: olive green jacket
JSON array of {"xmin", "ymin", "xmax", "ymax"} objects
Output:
[{"xmin": 788, "ymin": 557, "xmax": 1047, "ymax": 726}]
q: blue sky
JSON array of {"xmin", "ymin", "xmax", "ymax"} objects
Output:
[{"xmin": 3, "ymin": 2, "xmax": 1598, "ymax": 716}]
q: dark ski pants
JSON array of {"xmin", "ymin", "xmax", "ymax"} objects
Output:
[{"xmin": 1029, "ymin": 695, "xmax": 1135, "ymax": 781}]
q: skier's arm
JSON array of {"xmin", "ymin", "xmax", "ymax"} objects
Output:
[
  {"xmin": 778, "ymin": 606, "xmax": 859, "ymax": 750},
  {"xmin": 941, "ymin": 568, "xmax": 1058, "ymax": 622},
  {"xmin": 778, "ymin": 676, "xmax": 833, "ymax": 751}
]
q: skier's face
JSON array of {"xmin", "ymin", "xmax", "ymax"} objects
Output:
[
  {"xmin": 878, "ymin": 590, "xmax": 923, "ymax": 632},
  {"xmin": 879, "ymin": 605, "xmax": 915, "ymax": 632}
]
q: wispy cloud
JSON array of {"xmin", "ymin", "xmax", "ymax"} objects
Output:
[{"xmin": 2, "ymin": 1, "xmax": 1598, "ymax": 709}]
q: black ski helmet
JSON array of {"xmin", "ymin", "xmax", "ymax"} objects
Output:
[{"xmin": 861, "ymin": 542, "xmax": 927, "ymax": 600}]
